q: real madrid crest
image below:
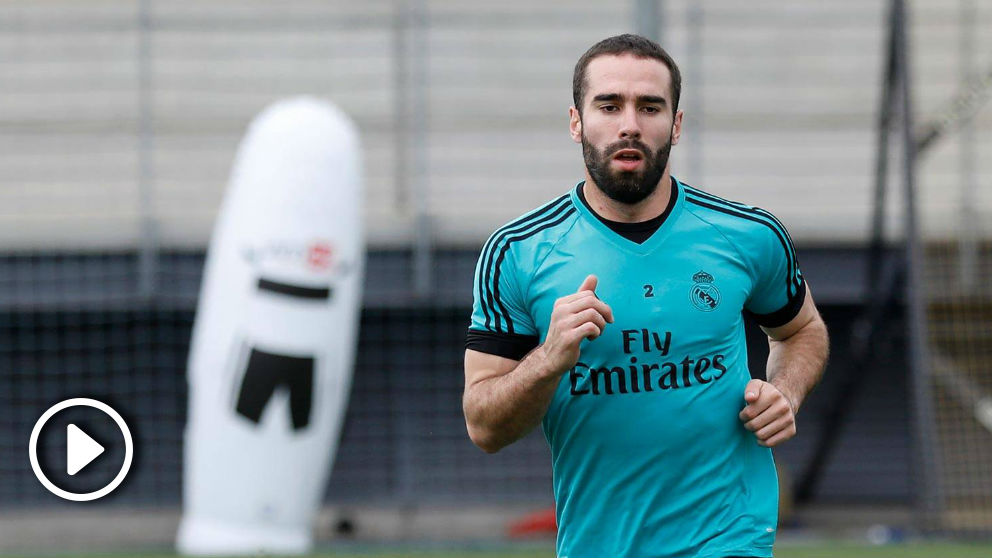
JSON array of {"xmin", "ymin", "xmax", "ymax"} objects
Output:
[{"xmin": 689, "ymin": 270, "xmax": 721, "ymax": 312}]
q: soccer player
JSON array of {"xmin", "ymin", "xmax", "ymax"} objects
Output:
[{"xmin": 463, "ymin": 34, "xmax": 830, "ymax": 558}]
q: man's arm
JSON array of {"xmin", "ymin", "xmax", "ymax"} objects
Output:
[
  {"xmin": 463, "ymin": 275, "xmax": 613, "ymax": 453},
  {"xmin": 463, "ymin": 349, "xmax": 557, "ymax": 453},
  {"xmin": 739, "ymin": 286, "xmax": 829, "ymax": 447}
]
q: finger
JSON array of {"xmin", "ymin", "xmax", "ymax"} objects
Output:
[
  {"xmin": 560, "ymin": 312, "xmax": 606, "ymax": 344},
  {"xmin": 744, "ymin": 379, "xmax": 764, "ymax": 403},
  {"xmin": 568, "ymin": 307, "xmax": 607, "ymax": 333},
  {"xmin": 553, "ymin": 288, "xmax": 601, "ymax": 310},
  {"xmin": 577, "ymin": 274, "xmax": 598, "ymax": 294},
  {"xmin": 740, "ymin": 389, "xmax": 792, "ymax": 430},
  {"xmin": 738, "ymin": 380, "xmax": 769, "ymax": 421},
  {"xmin": 757, "ymin": 426, "xmax": 797, "ymax": 448},
  {"xmin": 754, "ymin": 414, "xmax": 794, "ymax": 440},
  {"xmin": 743, "ymin": 398, "xmax": 791, "ymax": 431},
  {"xmin": 575, "ymin": 275, "xmax": 613, "ymax": 322},
  {"xmin": 597, "ymin": 299, "xmax": 614, "ymax": 324},
  {"xmin": 561, "ymin": 293, "xmax": 614, "ymax": 323},
  {"xmin": 574, "ymin": 321, "xmax": 602, "ymax": 341},
  {"xmin": 743, "ymin": 409, "xmax": 775, "ymax": 432},
  {"xmin": 739, "ymin": 399, "xmax": 776, "ymax": 424},
  {"xmin": 553, "ymin": 291, "xmax": 585, "ymax": 308},
  {"xmin": 739, "ymin": 397, "xmax": 776, "ymax": 423}
]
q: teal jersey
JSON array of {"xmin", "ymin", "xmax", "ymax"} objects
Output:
[{"xmin": 467, "ymin": 177, "xmax": 805, "ymax": 558}]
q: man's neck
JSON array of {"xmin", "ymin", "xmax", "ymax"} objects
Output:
[{"xmin": 581, "ymin": 168, "xmax": 673, "ymax": 223}]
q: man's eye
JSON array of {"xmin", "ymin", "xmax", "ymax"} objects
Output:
[
  {"xmin": 642, "ymin": 106, "xmax": 660, "ymax": 113},
  {"xmin": 601, "ymin": 105, "xmax": 618, "ymax": 112}
]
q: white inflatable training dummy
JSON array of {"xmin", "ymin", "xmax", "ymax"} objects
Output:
[{"xmin": 178, "ymin": 97, "xmax": 363, "ymax": 555}]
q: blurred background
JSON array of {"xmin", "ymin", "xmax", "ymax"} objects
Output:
[{"xmin": 1, "ymin": 0, "xmax": 990, "ymax": 556}]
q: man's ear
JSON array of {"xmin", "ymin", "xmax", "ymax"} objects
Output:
[
  {"xmin": 671, "ymin": 109, "xmax": 684, "ymax": 146},
  {"xmin": 569, "ymin": 106, "xmax": 582, "ymax": 144}
]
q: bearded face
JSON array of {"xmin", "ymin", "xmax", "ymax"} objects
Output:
[
  {"xmin": 569, "ymin": 54, "xmax": 681, "ymax": 206},
  {"xmin": 581, "ymin": 134, "xmax": 672, "ymax": 205}
]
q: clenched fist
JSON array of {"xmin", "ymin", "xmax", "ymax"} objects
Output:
[
  {"xmin": 537, "ymin": 275, "xmax": 614, "ymax": 376},
  {"xmin": 739, "ymin": 379, "xmax": 797, "ymax": 447}
]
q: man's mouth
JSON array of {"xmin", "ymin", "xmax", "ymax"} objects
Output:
[
  {"xmin": 612, "ymin": 149, "xmax": 644, "ymax": 162},
  {"xmin": 611, "ymin": 149, "xmax": 645, "ymax": 171}
]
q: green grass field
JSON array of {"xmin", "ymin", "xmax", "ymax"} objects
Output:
[
  {"xmin": 288, "ymin": 546, "xmax": 991, "ymax": 558},
  {"xmin": 773, "ymin": 543, "xmax": 992, "ymax": 557},
  {"xmin": 305, "ymin": 543, "xmax": 992, "ymax": 558},
  {"xmin": 9, "ymin": 541, "xmax": 992, "ymax": 558}
]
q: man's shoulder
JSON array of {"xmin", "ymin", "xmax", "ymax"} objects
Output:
[
  {"xmin": 680, "ymin": 182, "xmax": 791, "ymax": 241},
  {"xmin": 481, "ymin": 190, "xmax": 580, "ymax": 258}
]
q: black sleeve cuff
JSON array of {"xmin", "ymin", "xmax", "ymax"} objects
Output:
[
  {"xmin": 746, "ymin": 280, "xmax": 807, "ymax": 328},
  {"xmin": 465, "ymin": 328, "xmax": 539, "ymax": 361}
]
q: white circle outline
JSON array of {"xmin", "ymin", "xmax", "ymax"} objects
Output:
[{"xmin": 29, "ymin": 398, "xmax": 134, "ymax": 502}]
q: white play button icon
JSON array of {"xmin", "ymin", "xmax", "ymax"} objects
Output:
[
  {"xmin": 29, "ymin": 398, "xmax": 134, "ymax": 501},
  {"xmin": 66, "ymin": 423, "xmax": 105, "ymax": 476}
]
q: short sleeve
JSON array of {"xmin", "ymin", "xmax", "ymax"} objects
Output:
[
  {"xmin": 743, "ymin": 210, "xmax": 806, "ymax": 328},
  {"xmin": 466, "ymin": 234, "xmax": 539, "ymax": 360}
]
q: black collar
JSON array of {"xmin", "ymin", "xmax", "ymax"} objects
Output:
[{"xmin": 576, "ymin": 177, "xmax": 678, "ymax": 244}]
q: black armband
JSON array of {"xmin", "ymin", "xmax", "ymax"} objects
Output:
[
  {"xmin": 465, "ymin": 329, "xmax": 539, "ymax": 361},
  {"xmin": 746, "ymin": 280, "xmax": 807, "ymax": 328}
]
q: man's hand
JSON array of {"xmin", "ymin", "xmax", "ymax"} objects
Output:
[
  {"xmin": 463, "ymin": 274, "xmax": 613, "ymax": 453},
  {"xmin": 537, "ymin": 274, "xmax": 614, "ymax": 376},
  {"xmin": 739, "ymin": 378, "xmax": 797, "ymax": 448}
]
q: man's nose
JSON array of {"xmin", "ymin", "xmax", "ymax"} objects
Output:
[{"xmin": 618, "ymin": 107, "xmax": 640, "ymax": 139}]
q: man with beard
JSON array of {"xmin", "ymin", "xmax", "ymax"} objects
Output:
[{"xmin": 463, "ymin": 34, "xmax": 829, "ymax": 558}]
